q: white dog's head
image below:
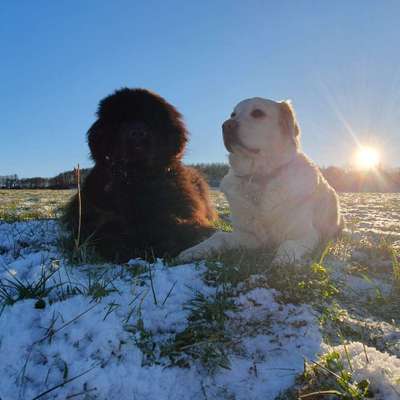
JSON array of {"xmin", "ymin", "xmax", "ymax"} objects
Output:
[{"xmin": 222, "ymin": 98, "xmax": 300, "ymax": 173}]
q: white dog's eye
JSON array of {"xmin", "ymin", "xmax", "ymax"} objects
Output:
[
  {"xmin": 251, "ymin": 109, "xmax": 266, "ymax": 118},
  {"xmin": 230, "ymin": 112, "xmax": 236, "ymax": 118}
]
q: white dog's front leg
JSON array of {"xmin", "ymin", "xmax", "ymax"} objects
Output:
[
  {"xmin": 178, "ymin": 231, "xmax": 259, "ymax": 263},
  {"xmin": 273, "ymin": 228, "xmax": 319, "ymax": 265}
]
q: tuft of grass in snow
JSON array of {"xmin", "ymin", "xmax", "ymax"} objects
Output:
[
  {"xmin": 293, "ymin": 343, "xmax": 400, "ymax": 400},
  {"xmin": 122, "ymin": 279, "xmax": 236, "ymax": 373},
  {"xmin": 57, "ymin": 230, "xmax": 104, "ymax": 265},
  {"xmin": 0, "ymin": 262, "xmax": 62, "ymax": 311},
  {"xmin": 162, "ymin": 288, "xmax": 236, "ymax": 373},
  {"xmin": 298, "ymin": 350, "xmax": 373, "ymax": 399},
  {"xmin": 73, "ymin": 269, "xmax": 121, "ymax": 301}
]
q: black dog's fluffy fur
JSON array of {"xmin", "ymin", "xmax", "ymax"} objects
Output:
[{"xmin": 62, "ymin": 88, "xmax": 216, "ymax": 262}]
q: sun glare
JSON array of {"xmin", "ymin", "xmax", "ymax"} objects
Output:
[{"xmin": 354, "ymin": 146, "xmax": 380, "ymax": 170}]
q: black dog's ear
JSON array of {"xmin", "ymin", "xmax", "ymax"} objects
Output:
[
  {"xmin": 169, "ymin": 123, "xmax": 188, "ymax": 161},
  {"xmin": 162, "ymin": 105, "xmax": 188, "ymax": 161},
  {"xmin": 87, "ymin": 119, "xmax": 107, "ymax": 162}
]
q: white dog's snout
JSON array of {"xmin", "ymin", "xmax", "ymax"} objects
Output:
[{"xmin": 222, "ymin": 119, "xmax": 238, "ymax": 133}]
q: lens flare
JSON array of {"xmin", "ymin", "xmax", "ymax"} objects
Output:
[{"xmin": 354, "ymin": 146, "xmax": 380, "ymax": 170}]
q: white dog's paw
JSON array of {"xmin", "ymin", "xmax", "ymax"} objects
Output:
[
  {"xmin": 177, "ymin": 249, "xmax": 194, "ymax": 263},
  {"xmin": 272, "ymin": 240, "xmax": 308, "ymax": 265},
  {"xmin": 177, "ymin": 245, "xmax": 205, "ymax": 263},
  {"xmin": 177, "ymin": 232, "xmax": 227, "ymax": 263}
]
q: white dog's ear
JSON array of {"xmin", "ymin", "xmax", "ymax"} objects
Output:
[{"xmin": 279, "ymin": 100, "xmax": 300, "ymax": 139}]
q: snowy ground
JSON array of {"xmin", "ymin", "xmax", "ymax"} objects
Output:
[{"xmin": 0, "ymin": 191, "xmax": 399, "ymax": 399}]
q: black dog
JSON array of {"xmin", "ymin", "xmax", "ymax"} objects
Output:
[{"xmin": 62, "ymin": 88, "xmax": 216, "ymax": 262}]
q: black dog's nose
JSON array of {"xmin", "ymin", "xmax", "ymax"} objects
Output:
[
  {"xmin": 124, "ymin": 122, "xmax": 149, "ymax": 145},
  {"xmin": 129, "ymin": 129, "xmax": 147, "ymax": 140},
  {"xmin": 222, "ymin": 119, "xmax": 238, "ymax": 134}
]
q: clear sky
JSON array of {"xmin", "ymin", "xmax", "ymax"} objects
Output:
[{"xmin": 1, "ymin": 1, "xmax": 399, "ymax": 178}]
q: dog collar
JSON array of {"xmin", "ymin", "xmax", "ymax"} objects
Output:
[
  {"xmin": 104, "ymin": 156, "xmax": 177, "ymax": 185},
  {"xmin": 234, "ymin": 159, "xmax": 294, "ymax": 186}
]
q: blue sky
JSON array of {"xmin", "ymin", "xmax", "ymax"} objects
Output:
[{"xmin": 1, "ymin": 1, "xmax": 399, "ymax": 178}]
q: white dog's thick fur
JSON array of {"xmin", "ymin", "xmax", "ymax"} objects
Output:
[{"xmin": 179, "ymin": 97, "xmax": 344, "ymax": 264}]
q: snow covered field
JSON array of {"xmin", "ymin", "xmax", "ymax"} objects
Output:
[{"xmin": 0, "ymin": 191, "xmax": 399, "ymax": 399}]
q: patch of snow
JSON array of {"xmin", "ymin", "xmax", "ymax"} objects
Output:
[{"xmin": 324, "ymin": 342, "xmax": 400, "ymax": 400}]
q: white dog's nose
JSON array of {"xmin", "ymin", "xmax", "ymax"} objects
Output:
[{"xmin": 222, "ymin": 119, "xmax": 238, "ymax": 134}]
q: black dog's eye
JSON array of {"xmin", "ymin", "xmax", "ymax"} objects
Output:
[
  {"xmin": 230, "ymin": 112, "xmax": 236, "ymax": 118},
  {"xmin": 251, "ymin": 109, "xmax": 266, "ymax": 118},
  {"xmin": 129, "ymin": 130, "xmax": 147, "ymax": 138}
]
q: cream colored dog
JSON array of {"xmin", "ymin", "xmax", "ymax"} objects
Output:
[{"xmin": 179, "ymin": 97, "xmax": 344, "ymax": 264}]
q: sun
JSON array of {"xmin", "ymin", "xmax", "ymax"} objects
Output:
[{"xmin": 354, "ymin": 146, "xmax": 380, "ymax": 170}]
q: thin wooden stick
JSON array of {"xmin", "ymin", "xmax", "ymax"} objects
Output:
[{"xmin": 75, "ymin": 164, "xmax": 82, "ymax": 251}]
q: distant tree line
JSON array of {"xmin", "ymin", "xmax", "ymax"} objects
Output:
[
  {"xmin": 0, "ymin": 174, "xmax": 19, "ymax": 188},
  {"xmin": 191, "ymin": 163, "xmax": 229, "ymax": 187},
  {"xmin": 320, "ymin": 166, "xmax": 400, "ymax": 192},
  {"xmin": 1, "ymin": 164, "xmax": 400, "ymax": 192},
  {"xmin": 194, "ymin": 164, "xmax": 400, "ymax": 192},
  {"xmin": 0, "ymin": 169, "xmax": 91, "ymax": 189}
]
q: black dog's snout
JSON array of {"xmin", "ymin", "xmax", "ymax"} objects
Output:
[
  {"xmin": 126, "ymin": 122, "xmax": 148, "ymax": 141},
  {"xmin": 222, "ymin": 119, "xmax": 238, "ymax": 135},
  {"xmin": 113, "ymin": 121, "xmax": 151, "ymax": 162}
]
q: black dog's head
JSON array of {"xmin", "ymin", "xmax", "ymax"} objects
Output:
[{"xmin": 87, "ymin": 88, "xmax": 188, "ymax": 173}]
